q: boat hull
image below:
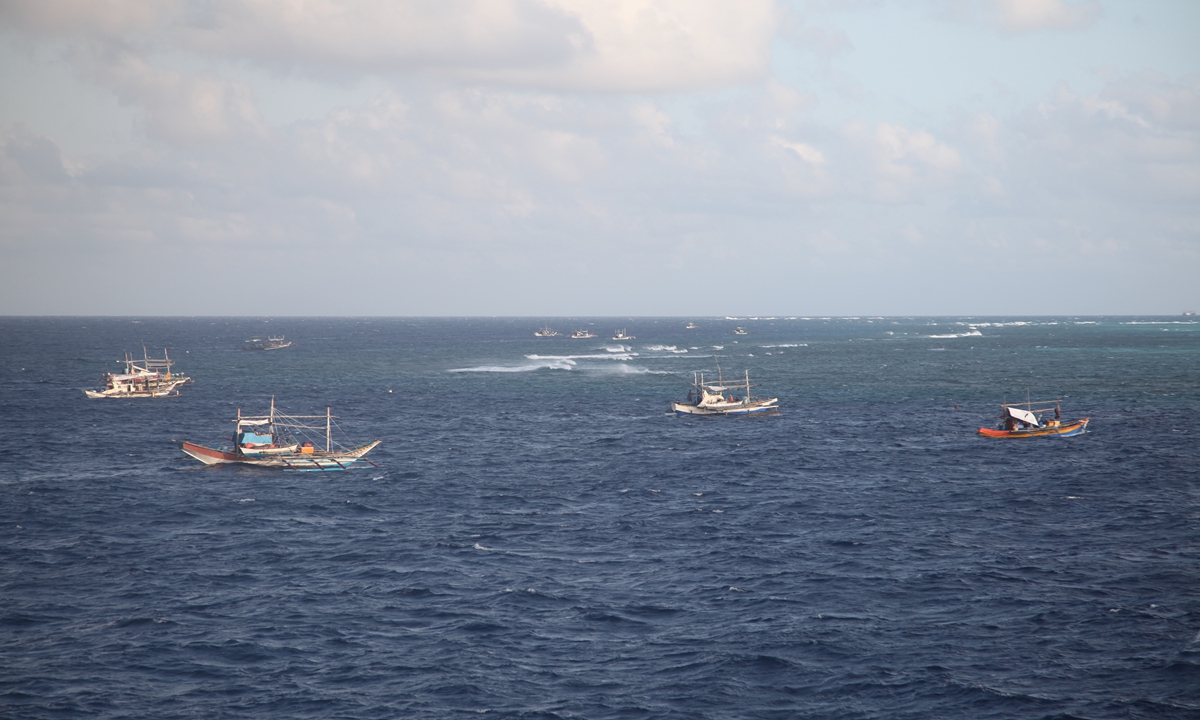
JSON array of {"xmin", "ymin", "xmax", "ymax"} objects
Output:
[
  {"xmin": 673, "ymin": 399, "xmax": 779, "ymax": 416},
  {"xmin": 182, "ymin": 440, "xmax": 381, "ymax": 471},
  {"xmin": 977, "ymin": 418, "xmax": 1089, "ymax": 438}
]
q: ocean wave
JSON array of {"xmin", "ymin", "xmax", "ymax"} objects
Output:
[
  {"xmin": 928, "ymin": 330, "xmax": 982, "ymax": 338},
  {"xmin": 761, "ymin": 343, "xmax": 806, "ymax": 348},
  {"xmin": 604, "ymin": 345, "xmax": 631, "ymax": 353},
  {"xmin": 587, "ymin": 364, "xmax": 672, "ymax": 375},
  {"xmin": 526, "ymin": 353, "xmax": 634, "ymax": 361},
  {"xmin": 644, "ymin": 345, "xmax": 687, "ymax": 354},
  {"xmin": 449, "ymin": 359, "xmax": 576, "ymax": 373}
]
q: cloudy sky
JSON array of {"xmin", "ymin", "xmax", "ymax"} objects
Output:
[{"xmin": 1, "ymin": 0, "xmax": 1197, "ymax": 315}]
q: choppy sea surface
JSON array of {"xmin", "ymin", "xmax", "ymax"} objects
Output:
[{"xmin": 1, "ymin": 316, "xmax": 1198, "ymax": 719}]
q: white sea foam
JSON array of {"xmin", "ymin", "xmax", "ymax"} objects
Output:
[
  {"xmin": 605, "ymin": 345, "xmax": 631, "ymax": 353},
  {"xmin": 449, "ymin": 358, "xmax": 576, "ymax": 373},
  {"xmin": 712, "ymin": 345, "xmax": 724, "ymax": 350},
  {"xmin": 644, "ymin": 345, "xmax": 687, "ymax": 354},
  {"xmin": 589, "ymin": 364, "xmax": 671, "ymax": 375},
  {"xmin": 761, "ymin": 343, "xmax": 805, "ymax": 348},
  {"xmin": 473, "ymin": 543, "xmax": 491, "ymax": 551},
  {"xmin": 928, "ymin": 330, "xmax": 982, "ymax": 339},
  {"xmin": 526, "ymin": 352, "xmax": 635, "ymax": 361}
]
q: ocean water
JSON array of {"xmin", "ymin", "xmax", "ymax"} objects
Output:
[{"xmin": 1, "ymin": 316, "xmax": 1198, "ymax": 719}]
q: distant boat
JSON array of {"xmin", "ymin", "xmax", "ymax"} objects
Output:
[
  {"xmin": 978, "ymin": 396, "xmax": 1089, "ymax": 438},
  {"xmin": 244, "ymin": 335, "xmax": 292, "ymax": 351},
  {"xmin": 181, "ymin": 398, "xmax": 380, "ymax": 471},
  {"xmin": 733, "ymin": 327, "xmax": 748, "ymax": 335},
  {"xmin": 570, "ymin": 329, "xmax": 597, "ymax": 339},
  {"xmin": 685, "ymin": 322, "xmax": 698, "ymax": 329},
  {"xmin": 612, "ymin": 329, "xmax": 635, "ymax": 340},
  {"xmin": 534, "ymin": 325, "xmax": 560, "ymax": 337},
  {"xmin": 84, "ymin": 347, "xmax": 191, "ymax": 399},
  {"xmin": 672, "ymin": 368, "xmax": 779, "ymax": 416}
]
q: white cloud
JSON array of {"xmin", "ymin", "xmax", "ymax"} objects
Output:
[
  {"xmin": 990, "ymin": 0, "xmax": 1101, "ymax": 32},
  {"xmin": 941, "ymin": 0, "xmax": 1102, "ymax": 33},
  {"xmin": 772, "ymin": 136, "xmax": 825, "ymax": 165},
  {"xmin": 0, "ymin": 0, "xmax": 180, "ymax": 38},
  {"xmin": 75, "ymin": 49, "xmax": 266, "ymax": 144}
]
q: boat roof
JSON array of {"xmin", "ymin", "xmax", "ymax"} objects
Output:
[{"xmin": 1007, "ymin": 407, "xmax": 1039, "ymax": 424}]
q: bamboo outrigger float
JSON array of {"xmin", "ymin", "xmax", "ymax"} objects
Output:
[
  {"xmin": 978, "ymin": 395, "xmax": 1089, "ymax": 438},
  {"xmin": 181, "ymin": 398, "xmax": 380, "ymax": 471}
]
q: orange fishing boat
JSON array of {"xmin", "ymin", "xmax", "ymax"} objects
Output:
[{"xmin": 978, "ymin": 397, "xmax": 1089, "ymax": 438}]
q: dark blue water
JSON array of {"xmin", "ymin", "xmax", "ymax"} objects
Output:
[{"xmin": 2, "ymin": 317, "xmax": 1198, "ymax": 719}]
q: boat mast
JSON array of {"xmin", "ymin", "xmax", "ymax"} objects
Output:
[{"xmin": 326, "ymin": 407, "xmax": 331, "ymax": 452}]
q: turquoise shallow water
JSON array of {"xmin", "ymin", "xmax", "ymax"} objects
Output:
[{"xmin": 1, "ymin": 316, "xmax": 1198, "ymax": 718}]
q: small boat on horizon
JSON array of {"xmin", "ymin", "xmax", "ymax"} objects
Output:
[
  {"xmin": 612, "ymin": 329, "xmax": 635, "ymax": 341},
  {"xmin": 570, "ymin": 329, "xmax": 597, "ymax": 339},
  {"xmin": 977, "ymin": 396, "xmax": 1089, "ymax": 438},
  {"xmin": 244, "ymin": 335, "xmax": 292, "ymax": 350},
  {"xmin": 181, "ymin": 399, "xmax": 380, "ymax": 471},
  {"xmin": 535, "ymin": 325, "xmax": 560, "ymax": 337},
  {"xmin": 685, "ymin": 322, "xmax": 698, "ymax": 329},
  {"xmin": 672, "ymin": 368, "xmax": 779, "ymax": 416},
  {"xmin": 733, "ymin": 327, "xmax": 748, "ymax": 335},
  {"xmin": 84, "ymin": 347, "xmax": 191, "ymax": 399}
]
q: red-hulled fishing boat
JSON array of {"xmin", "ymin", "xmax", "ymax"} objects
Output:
[
  {"xmin": 182, "ymin": 398, "xmax": 380, "ymax": 471},
  {"xmin": 978, "ymin": 397, "xmax": 1089, "ymax": 438}
]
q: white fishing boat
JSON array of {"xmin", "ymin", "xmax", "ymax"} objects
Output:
[
  {"xmin": 733, "ymin": 327, "xmax": 748, "ymax": 335},
  {"xmin": 84, "ymin": 347, "xmax": 191, "ymax": 399},
  {"xmin": 534, "ymin": 325, "xmax": 560, "ymax": 337},
  {"xmin": 570, "ymin": 329, "xmax": 597, "ymax": 339},
  {"xmin": 244, "ymin": 335, "xmax": 292, "ymax": 350},
  {"xmin": 672, "ymin": 368, "xmax": 779, "ymax": 416},
  {"xmin": 181, "ymin": 398, "xmax": 380, "ymax": 471},
  {"xmin": 612, "ymin": 329, "xmax": 635, "ymax": 341},
  {"xmin": 685, "ymin": 322, "xmax": 698, "ymax": 329}
]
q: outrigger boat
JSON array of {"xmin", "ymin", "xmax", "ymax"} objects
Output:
[
  {"xmin": 244, "ymin": 335, "xmax": 292, "ymax": 350},
  {"xmin": 673, "ymin": 368, "xmax": 779, "ymax": 416},
  {"xmin": 978, "ymin": 396, "xmax": 1089, "ymax": 438},
  {"xmin": 84, "ymin": 347, "xmax": 191, "ymax": 399},
  {"xmin": 181, "ymin": 399, "xmax": 381, "ymax": 471}
]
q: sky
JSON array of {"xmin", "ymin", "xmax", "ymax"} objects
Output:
[{"xmin": 0, "ymin": 0, "xmax": 1197, "ymax": 316}]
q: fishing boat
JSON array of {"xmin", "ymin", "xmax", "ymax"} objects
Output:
[
  {"xmin": 977, "ymin": 397, "xmax": 1089, "ymax": 438},
  {"xmin": 84, "ymin": 347, "xmax": 191, "ymax": 399},
  {"xmin": 733, "ymin": 327, "xmax": 748, "ymax": 335},
  {"xmin": 570, "ymin": 329, "xmax": 597, "ymax": 339},
  {"xmin": 612, "ymin": 329, "xmax": 635, "ymax": 341},
  {"xmin": 534, "ymin": 325, "xmax": 560, "ymax": 337},
  {"xmin": 673, "ymin": 368, "xmax": 779, "ymax": 416},
  {"xmin": 244, "ymin": 335, "xmax": 292, "ymax": 350},
  {"xmin": 685, "ymin": 322, "xmax": 698, "ymax": 329},
  {"xmin": 181, "ymin": 399, "xmax": 381, "ymax": 471}
]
